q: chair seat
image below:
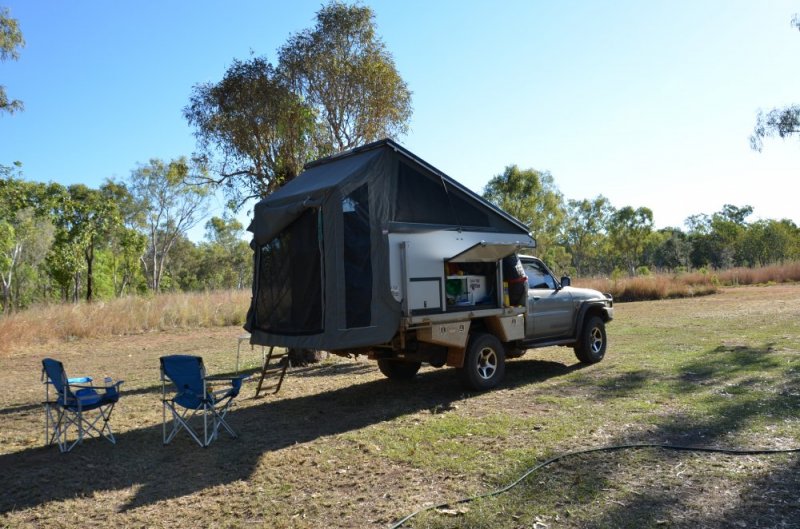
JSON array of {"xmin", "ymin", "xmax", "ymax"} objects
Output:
[{"xmin": 62, "ymin": 388, "xmax": 118, "ymax": 411}]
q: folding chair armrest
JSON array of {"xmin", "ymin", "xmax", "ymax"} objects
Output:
[
  {"xmin": 68, "ymin": 382, "xmax": 96, "ymax": 390},
  {"xmin": 204, "ymin": 375, "xmax": 242, "ymax": 381},
  {"xmin": 205, "ymin": 375, "xmax": 250, "ymax": 383}
]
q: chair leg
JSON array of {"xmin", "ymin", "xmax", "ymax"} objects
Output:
[
  {"xmin": 163, "ymin": 401, "xmax": 207, "ymax": 447},
  {"xmin": 209, "ymin": 398, "xmax": 238, "ymax": 440},
  {"xmin": 44, "ymin": 403, "xmax": 68, "ymax": 452}
]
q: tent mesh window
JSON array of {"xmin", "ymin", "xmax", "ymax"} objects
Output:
[
  {"xmin": 343, "ymin": 184, "xmax": 372, "ymax": 328},
  {"xmin": 394, "ymin": 161, "xmax": 523, "ymax": 232},
  {"xmin": 255, "ymin": 208, "xmax": 324, "ymax": 334},
  {"xmin": 394, "ymin": 162, "xmax": 489, "ymax": 227}
]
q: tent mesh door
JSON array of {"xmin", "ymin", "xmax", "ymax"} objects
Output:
[{"xmin": 255, "ymin": 208, "xmax": 323, "ymax": 334}]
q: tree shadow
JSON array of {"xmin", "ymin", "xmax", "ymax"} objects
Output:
[
  {"xmin": 593, "ymin": 369, "xmax": 654, "ymax": 398},
  {"xmin": 573, "ymin": 342, "xmax": 800, "ymax": 527},
  {"xmin": 0, "ymin": 359, "xmax": 580, "ymax": 514}
]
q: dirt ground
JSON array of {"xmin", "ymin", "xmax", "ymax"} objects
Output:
[
  {"xmin": 1, "ymin": 328, "xmax": 490, "ymax": 528},
  {"xmin": 1, "ymin": 285, "xmax": 799, "ymax": 528}
]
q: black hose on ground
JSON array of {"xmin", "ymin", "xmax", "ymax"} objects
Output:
[{"xmin": 388, "ymin": 443, "xmax": 800, "ymax": 529}]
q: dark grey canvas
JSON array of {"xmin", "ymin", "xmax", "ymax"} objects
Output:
[{"xmin": 245, "ymin": 139, "xmax": 531, "ymax": 351}]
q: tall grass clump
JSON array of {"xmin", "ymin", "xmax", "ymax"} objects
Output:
[
  {"xmin": 575, "ymin": 261, "xmax": 800, "ymax": 301},
  {"xmin": 0, "ymin": 290, "xmax": 250, "ymax": 355}
]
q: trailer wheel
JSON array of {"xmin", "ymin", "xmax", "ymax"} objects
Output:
[
  {"xmin": 574, "ymin": 316, "xmax": 607, "ymax": 364},
  {"xmin": 460, "ymin": 333, "xmax": 506, "ymax": 391},
  {"xmin": 378, "ymin": 359, "xmax": 422, "ymax": 381}
]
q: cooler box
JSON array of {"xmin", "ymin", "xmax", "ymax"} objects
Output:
[{"xmin": 446, "ymin": 275, "xmax": 487, "ymax": 306}]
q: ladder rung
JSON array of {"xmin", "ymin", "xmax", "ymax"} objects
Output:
[{"xmin": 254, "ymin": 346, "xmax": 289, "ymax": 397}]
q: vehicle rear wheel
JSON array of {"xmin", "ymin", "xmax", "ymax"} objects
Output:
[
  {"xmin": 377, "ymin": 359, "xmax": 422, "ymax": 380},
  {"xmin": 574, "ymin": 316, "xmax": 606, "ymax": 364},
  {"xmin": 460, "ymin": 333, "xmax": 506, "ymax": 391}
]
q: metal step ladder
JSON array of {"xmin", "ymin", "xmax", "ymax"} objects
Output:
[{"xmin": 253, "ymin": 346, "xmax": 289, "ymax": 397}]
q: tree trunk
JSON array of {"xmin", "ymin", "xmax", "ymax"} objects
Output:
[
  {"xmin": 85, "ymin": 243, "xmax": 94, "ymax": 302},
  {"xmin": 287, "ymin": 348, "xmax": 325, "ymax": 367},
  {"xmin": 1, "ymin": 282, "xmax": 9, "ymax": 315},
  {"xmin": 73, "ymin": 271, "xmax": 80, "ymax": 303}
]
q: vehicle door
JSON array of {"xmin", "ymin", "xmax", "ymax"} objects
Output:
[{"xmin": 522, "ymin": 259, "xmax": 574, "ymax": 339}]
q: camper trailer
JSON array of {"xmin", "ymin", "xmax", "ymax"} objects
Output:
[{"xmin": 245, "ymin": 139, "xmax": 613, "ymax": 390}]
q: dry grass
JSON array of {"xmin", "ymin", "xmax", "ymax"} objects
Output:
[
  {"xmin": 0, "ymin": 290, "xmax": 249, "ymax": 355},
  {"xmin": 575, "ymin": 261, "xmax": 800, "ymax": 301},
  {"xmin": 2, "ymin": 261, "xmax": 798, "ymax": 354},
  {"xmin": 0, "ymin": 285, "xmax": 798, "ymax": 528}
]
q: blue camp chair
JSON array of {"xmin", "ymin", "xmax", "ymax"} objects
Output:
[
  {"xmin": 160, "ymin": 355, "xmax": 248, "ymax": 447},
  {"xmin": 41, "ymin": 358, "xmax": 123, "ymax": 453}
]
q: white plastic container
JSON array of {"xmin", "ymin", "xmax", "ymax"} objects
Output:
[{"xmin": 446, "ymin": 275, "xmax": 487, "ymax": 305}]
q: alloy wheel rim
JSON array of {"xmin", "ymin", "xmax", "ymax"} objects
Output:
[
  {"xmin": 477, "ymin": 347, "xmax": 497, "ymax": 379},
  {"xmin": 590, "ymin": 327, "xmax": 604, "ymax": 353}
]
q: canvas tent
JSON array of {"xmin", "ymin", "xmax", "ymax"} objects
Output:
[{"xmin": 245, "ymin": 139, "xmax": 534, "ymax": 351}]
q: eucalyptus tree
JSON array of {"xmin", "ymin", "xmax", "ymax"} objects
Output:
[
  {"xmin": 203, "ymin": 216, "xmax": 251, "ymax": 290},
  {"xmin": 184, "ymin": 57, "xmax": 319, "ymax": 207},
  {"xmin": 0, "ymin": 166, "xmax": 55, "ymax": 311},
  {"xmin": 278, "ymin": 2, "xmax": 412, "ymax": 152},
  {"xmin": 483, "ymin": 165, "xmax": 568, "ymax": 266},
  {"xmin": 0, "ymin": 6, "xmax": 24, "ymax": 115},
  {"xmin": 608, "ymin": 206, "xmax": 654, "ymax": 276},
  {"xmin": 128, "ymin": 157, "xmax": 209, "ymax": 292},
  {"xmin": 739, "ymin": 219, "xmax": 800, "ymax": 266},
  {"xmin": 185, "ymin": 2, "xmax": 412, "ymax": 208},
  {"xmin": 99, "ymin": 180, "xmax": 147, "ymax": 296},
  {"xmin": 564, "ymin": 196, "xmax": 614, "ymax": 276},
  {"xmin": 55, "ymin": 184, "xmax": 124, "ymax": 301},
  {"xmin": 751, "ymin": 15, "xmax": 800, "ymax": 151}
]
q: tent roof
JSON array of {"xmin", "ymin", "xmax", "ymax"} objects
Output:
[{"xmin": 251, "ymin": 138, "xmax": 531, "ymax": 235}]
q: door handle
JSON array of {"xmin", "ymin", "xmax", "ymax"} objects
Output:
[{"xmin": 532, "ymin": 296, "xmax": 541, "ymax": 301}]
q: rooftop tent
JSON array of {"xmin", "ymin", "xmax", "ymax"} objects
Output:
[{"xmin": 245, "ymin": 139, "xmax": 532, "ymax": 351}]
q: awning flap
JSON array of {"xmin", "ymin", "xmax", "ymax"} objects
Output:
[{"xmin": 447, "ymin": 241, "xmax": 535, "ymax": 263}]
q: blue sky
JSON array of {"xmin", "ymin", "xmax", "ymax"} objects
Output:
[{"xmin": 2, "ymin": 1, "xmax": 799, "ymax": 240}]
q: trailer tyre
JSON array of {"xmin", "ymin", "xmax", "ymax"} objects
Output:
[
  {"xmin": 461, "ymin": 333, "xmax": 506, "ymax": 391},
  {"xmin": 378, "ymin": 359, "xmax": 422, "ymax": 381},
  {"xmin": 574, "ymin": 316, "xmax": 607, "ymax": 364}
]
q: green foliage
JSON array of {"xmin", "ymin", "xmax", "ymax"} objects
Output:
[
  {"xmin": 279, "ymin": 2, "xmax": 412, "ymax": 152},
  {"xmin": 751, "ymin": 16, "xmax": 800, "ymax": 151},
  {"xmin": 0, "ymin": 170, "xmax": 60, "ymax": 311},
  {"xmin": 128, "ymin": 157, "xmax": 210, "ymax": 292},
  {"xmin": 184, "ymin": 57, "xmax": 319, "ymax": 205},
  {"xmin": 738, "ymin": 219, "xmax": 800, "ymax": 266},
  {"xmin": 185, "ymin": 1, "xmax": 412, "ymax": 207},
  {"xmin": 564, "ymin": 195, "xmax": 614, "ymax": 275},
  {"xmin": 0, "ymin": 6, "xmax": 25, "ymax": 115},
  {"xmin": 608, "ymin": 206, "xmax": 654, "ymax": 276},
  {"xmin": 483, "ymin": 165, "xmax": 567, "ymax": 261}
]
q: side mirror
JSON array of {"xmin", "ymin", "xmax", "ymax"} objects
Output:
[{"xmin": 560, "ymin": 276, "xmax": 571, "ymax": 288}]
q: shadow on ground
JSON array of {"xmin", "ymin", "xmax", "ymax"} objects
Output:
[
  {"xmin": 0, "ymin": 358, "xmax": 580, "ymax": 514},
  {"xmin": 542, "ymin": 342, "xmax": 800, "ymax": 528}
]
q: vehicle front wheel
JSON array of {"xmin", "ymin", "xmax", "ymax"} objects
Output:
[
  {"xmin": 574, "ymin": 316, "xmax": 607, "ymax": 364},
  {"xmin": 460, "ymin": 333, "xmax": 506, "ymax": 391},
  {"xmin": 378, "ymin": 359, "xmax": 422, "ymax": 381}
]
